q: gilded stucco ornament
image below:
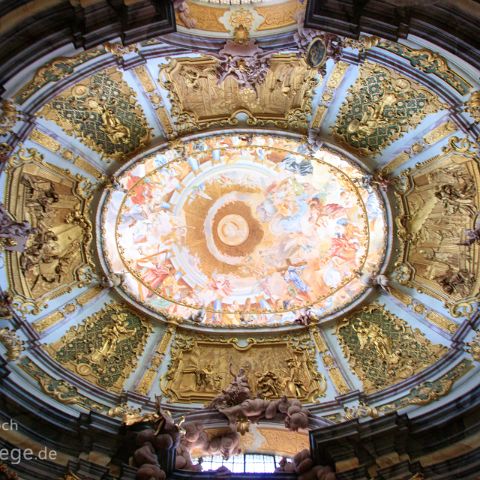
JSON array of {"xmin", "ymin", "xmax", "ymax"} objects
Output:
[
  {"xmin": 159, "ymin": 55, "xmax": 320, "ymax": 134},
  {"xmin": 381, "ymin": 121, "xmax": 457, "ymax": 175},
  {"xmin": 32, "ymin": 286, "xmax": 103, "ymax": 334},
  {"xmin": 19, "ymin": 357, "xmax": 109, "ymax": 412},
  {"xmin": 13, "ymin": 47, "xmax": 106, "ymax": 104},
  {"xmin": 48, "ymin": 303, "xmax": 152, "ymax": 392},
  {"xmin": 337, "ymin": 304, "xmax": 447, "ymax": 393},
  {"xmin": 394, "ymin": 137, "xmax": 480, "ymax": 317},
  {"xmin": 467, "ymin": 331, "xmax": 480, "ymax": 361},
  {"xmin": 0, "ymin": 328, "xmax": 24, "ymax": 360},
  {"xmin": 0, "ymin": 290, "xmax": 14, "ymax": 319},
  {"xmin": 107, "ymin": 403, "xmax": 142, "ymax": 419},
  {"xmin": 38, "ymin": 378, "xmax": 84, "ymax": 405},
  {"xmin": 464, "ymin": 91, "xmax": 480, "ymax": 123},
  {"xmin": 38, "ymin": 67, "xmax": 151, "ymax": 161},
  {"xmin": 162, "ymin": 330, "xmax": 327, "ymax": 403},
  {"xmin": 103, "ymin": 41, "xmax": 138, "ymax": 58},
  {"xmin": 378, "ymin": 359, "xmax": 473, "ymax": 413},
  {"xmin": 342, "ymin": 402, "xmax": 379, "ymax": 421},
  {"xmin": 334, "ymin": 62, "xmax": 445, "ymax": 156},
  {"xmin": 390, "ymin": 287, "xmax": 458, "ymax": 335},
  {"xmin": 293, "ymin": 9, "xmax": 343, "ymax": 75},
  {"xmin": 378, "ymin": 41, "xmax": 472, "ymax": 95},
  {"xmin": 4, "ymin": 148, "xmax": 94, "ymax": 314},
  {"xmin": 0, "ymin": 203, "xmax": 35, "ymax": 253},
  {"xmin": 136, "ymin": 326, "xmax": 176, "ymax": 397},
  {"xmin": 0, "ymin": 100, "xmax": 20, "ymax": 137}
]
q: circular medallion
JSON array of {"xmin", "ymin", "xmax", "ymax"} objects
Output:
[
  {"xmin": 306, "ymin": 37, "xmax": 327, "ymax": 68},
  {"xmin": 217, "ymin": 214, "xmax": 250, "ymax": 246},
  {"xmin": 100, "ymin": 133, "xmax": 387, "ymax": 327}
]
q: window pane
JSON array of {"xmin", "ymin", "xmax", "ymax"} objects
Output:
[{"xmin": 196, "ymin": 453, "xmax": 289, "ymax": 474}]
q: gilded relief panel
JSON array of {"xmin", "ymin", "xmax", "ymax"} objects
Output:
[
  {"xmin": 38, "ymin": 67, "xmax": 150, "ymax": 161},
  {"xmin": 395, "ymin": 140, "xmax": 480, "ymax": 315},
  {"xmin": 162, "ymin": 330, "xmax": 326, "ymax": 403},
  {"xmin": 5, "ymin": 148, "xmax": 93, "ymax": 313},
  {"xmin": 334, "ymin": 62, "xmax": 445, "ymax": 156},
  {"xmin": 336, "ymin": 305, "xmax": 447, "ymax": 393},
  {"xmin": 48, "ymin": 303, "xmax": 152, "ymax": 392},
  {"xmin": 159, "ymin": 55, "xmax": 320, "ymax": 134}
]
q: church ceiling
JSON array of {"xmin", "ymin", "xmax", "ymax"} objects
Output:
[{"xmin": 0, "ymin": 16, "xmax": 479, "ymax": 437}]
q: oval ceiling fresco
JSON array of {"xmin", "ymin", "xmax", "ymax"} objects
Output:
[{"xmin": 100, "ymin": 133, "xmax": 387, "ymax": 326}]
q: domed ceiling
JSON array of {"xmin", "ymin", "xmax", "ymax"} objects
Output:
[{"xmin": 0, "ymin": 0, "xmax": 479, "ymax": 436}]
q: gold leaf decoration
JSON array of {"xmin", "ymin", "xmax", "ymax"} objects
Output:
[
  {"xmin": 48, "ymin": 303, "xmax": 152, "ymax": 392},
  {"xmin": 38, "ymin": 67, "xmax": 151, "ymax": 161},
  {"xmin": 162, "ymin": 329, "xmax": 327, "ymax": 403},
  {"xmin": 5, "ymin": 148, "xmax": 94, "ymax": 314},
  {"xmin": 377, "ymin": 42, "xmax": 472, "ymax": 95},
  {"xmin": 467, "ymin": 331, "xmax": 480, "ymax": 361},
  {"xmin": 337, "ymin": 305, "xmax": 447, "ymax": 393},
  {"xmin": 395, "ymin": 140, "xmax": 480, "ymax": 315},
  {"xmin": 378, "ymin": 359, "xmax": 473, "ymax": 412},
  {"xmin": 0, "ymin": 328, "xmax": 24, "ymax": 360},
  {"xmin": 135, "ymin": 326, "xmax": 175, "ymax": 396},
  {"xmin": 14, "ymin": 47, "xmax": 106, "ymax": 105},
  {"xmin": 159, "ymin": 55, "xmax": 320, "ymax": 135},
  {"xmin": 333, "ymin": 62, "xmax": 445, "ymax": 156},
  {"xmin": 18, "ymin": 357, "xmax": 109, "ymax": 412}
]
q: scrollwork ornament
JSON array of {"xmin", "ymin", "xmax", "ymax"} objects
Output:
[
  {"xmin": 445, "ymin": 135, "xmax": 477, "ymax": 155},
  {"xmin": 378, "ymin": 359, "xmax": 472, "ymax": 413},
  {"xmin": 38, "ymin": 377, "xmax": 83, "ymax": 405},
  {"xmin": 377, "ymin": 41, "xmax": 472, "ymax": 95}
]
